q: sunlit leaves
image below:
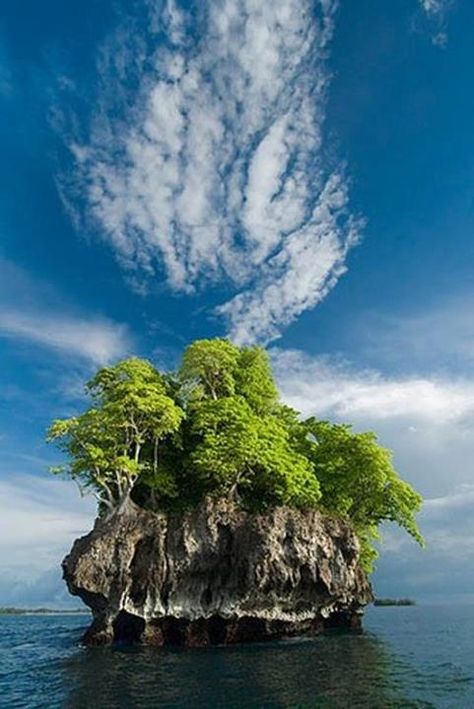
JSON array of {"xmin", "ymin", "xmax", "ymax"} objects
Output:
[
  {"xmin": 301, "ymin": 419, "xmax": 424, "ymax": 570},
  {"xmin": 47, "ymin": 359, "xmax": 183, "ymax": 511}
]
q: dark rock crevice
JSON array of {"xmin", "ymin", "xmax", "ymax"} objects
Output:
[{"xmin": 113, "ymin": 611, "xmax": 146, "ymax": 644}]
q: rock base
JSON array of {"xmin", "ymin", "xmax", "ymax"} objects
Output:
[{"xmin": 83, "ymin": 610, "xmax": 363, "ymax": 647}]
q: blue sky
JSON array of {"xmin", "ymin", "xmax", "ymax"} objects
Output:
[{"xmin": 1, "ymin": 0, "xmax": 473, "ymax": 605}]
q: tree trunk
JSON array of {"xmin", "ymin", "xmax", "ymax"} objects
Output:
[
  {"xmin": 150, "ymin": 487, "xmax": 158, "ymax": 509},
  {"xmin": 115, "ymin": 487, "xmax": 138, "ymax": 517},
  {"xmin": 134, "ymin": 443, "xmax": 141, "ymax": 464},
  {"xmin": 228, "ymin": 469, "xmax": 246, "ymax": 502}
]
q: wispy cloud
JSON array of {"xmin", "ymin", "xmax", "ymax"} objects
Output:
[
  {"xmin": 0, "ymin": 259, "xmax": 131, "ymax": 364},
  {"xmin": 423, "ymin": 484, "xmax": 474, "ymax": 514},
  {"xmin": 272, "ymin": 349, "xmax": 474, "ymax": 423},
  {"xmin": 420, "ymin": 0, "xmax": 448, "ymax": 16},
  {"xmin": 0, "ymin": 474, "xmax": 95, "ymax": 580},
  {"xmin": 0, "ymin": 309, "xmax": 130, "ymax": 364},
  {"xmin": 347, "ymin": 297, "xmax": 474, "ymax": 375},
  {"xmin": 65, "ymin": 0, "xmax": 360, "ymax": 344},
  {"xmin": 272, "ymin": 346, "xmax": 474, "ymax": 502},
  {"xmin": 418, "ymin": 0, "xmax": 452, "ymax": 47}
]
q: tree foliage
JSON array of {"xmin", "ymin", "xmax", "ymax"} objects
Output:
[
  {"xmin": 47, "ymin": 338, "xmax": 423, "ymax": 570},
  {"xmin": 234, "ymin": 346, "xmax": 279, "ymax": 415},
  {"xmin": 300, "ymin": 419, "xmax": 424, "ymax": 570},
  {"xmin": 189, "ymin": 396, "xmax": 320, "ymax": 508},
  {"xmin": 179, "ymin": 338, "xmax": 240, "ymax": 401},
  {"xmin": 47, "ymin": 358, "xmax": 183, "ymax": 511}
]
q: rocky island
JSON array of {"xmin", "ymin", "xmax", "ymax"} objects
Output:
[
  {"xmin": 63, "ymin": 500, "xmax": 372, "ymax": 646},
  {"xmin": 50, "ymin": 338, "xmax": 422, "ymax": 646}
]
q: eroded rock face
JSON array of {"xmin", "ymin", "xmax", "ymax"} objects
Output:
[{"xmin": 63, "ymin": 499, "xmax": 373, "ymax": 646}]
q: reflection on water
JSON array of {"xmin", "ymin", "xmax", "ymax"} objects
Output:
[
  {"xmin": 1, "ymin": 607, "xmax": 473, "ymax": 708},
  {"xmin": 62, "ymin": 630, "xmax": 424, "ymax": 708}
]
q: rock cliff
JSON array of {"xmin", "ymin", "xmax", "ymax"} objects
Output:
[{"xmin": 63, "ymin": 499, "xmax": 373, "ymax": 646}]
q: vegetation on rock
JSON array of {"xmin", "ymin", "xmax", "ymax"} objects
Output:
[{"xmin": 47, "ymin": 338, "xmax": 423, "ymax": 570}]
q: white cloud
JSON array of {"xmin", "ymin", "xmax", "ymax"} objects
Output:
[
  {"xmin": 0, "ymin": 258, "xmax": 131, "ymax": 364},
  {"xmin": 219, "ymin": 175, "xmax": 362, "ymax": 344},
  {"xmin": 273, "ymin": 346, "xmax": 474, "ymax": 499},
  {"xmin": 418, "ymin": 0, "xmax": 452, "ymax": 47},
  {"xmin": 423, "ymin": 484, "xmax": 474, "ymax": 514},
  {"xmin": 66, "ymin": 0, "xmax": 360, "ymax": 344},
  {"xmin": 0, "ymin": 474, "xmax": 95, "ymax": 579},
  {"xmin": 420, "ymin": 0, "xmax": 447, "ymax": 15},
  {"xmin": 272, "ymin": 349, "xmax": 474, "ymax": 423},
  {"xmin": 0, "ymin": 309, "xmax": 131, "ymax": 364},
  {"xmin": 345, "ymin": 297, "xmax": 474, "ymax": 377}
]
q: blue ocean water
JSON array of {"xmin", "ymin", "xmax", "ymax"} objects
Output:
[{"xmin": 1, "ymin": 605, "xmax": 473, "ymax": 708}]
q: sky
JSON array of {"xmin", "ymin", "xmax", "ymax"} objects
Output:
[{"xmin": 1, "ymin": 0, "xmax": 473, "ymax": 606}]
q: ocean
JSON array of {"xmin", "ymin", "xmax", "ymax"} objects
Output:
[{"xmin": 1, "ymin": 605, "xmax": 473, "ymax": 708}]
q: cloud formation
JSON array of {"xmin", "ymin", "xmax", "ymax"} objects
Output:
[
  {"xmin": 0, "ymin": 259, "xmax": 131, "ymax": 364},
  {"xmin": 68, "ymin": 0, "xmax": 360, "ymax": 344},
  {"xmin": 355, "ymin": 298, "xmax": 474, "ymax": 373},
  {"xmin": 272, "ymin": 349, "xmax": 474, "ymax": 423},
  {"xmin": 0, "ymin": 474, "xmax": 94, "ymax": 583},
  {"xmin": 0, "ymin": 309, "xmax": 130, "ymax": 364},
  {"xmin": 420, "ymin": 0, "xmax": 448, "ymax": 15},
  {"xmin": 272, "ymin": 345, "xmax": 474, "ymax": 499},
  {"xmin": 419, "ymin": 0, "xmax": 452, "ymax": 47}
]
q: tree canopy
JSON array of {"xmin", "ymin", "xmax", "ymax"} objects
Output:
[
  {"xmin": 47, "ymin": 358, "xmax": 183, "ymax": 512},
  {"xmin": 299, "ymin": 419, "xmax": 423, "ymax": 570},
  {"xmin": 47, "ymin": 338, "xmax": 423, "ymax": 570}
]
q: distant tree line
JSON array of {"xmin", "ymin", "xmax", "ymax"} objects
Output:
[
  {"xmin": 373, "ymin": 598, "xmax": 416, "ymax": 606},
  {"xmin": 0, "ymin": 607, "xmax": 89, "ymax": 615},
  {"xmin": 47, "ymin": 338, "xmax": 423, "ymax": 571}
]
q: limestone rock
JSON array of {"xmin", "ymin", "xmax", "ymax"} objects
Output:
[{"xmin": 62, "ymin": 499, "xmax": 373, "ymax": 646}]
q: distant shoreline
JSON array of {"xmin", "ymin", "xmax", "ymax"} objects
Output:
[
  {"xmin": 373, "ymin": 598, "xmax": 416, "ymax": 607},
  {"xmin": 0, "ymin": 607, "xmax": 90, "ymax": 616}
]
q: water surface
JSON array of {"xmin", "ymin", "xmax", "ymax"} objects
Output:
[{"xmin": 1, "ymin": 605, "xmax": 473, "ymax": 707}]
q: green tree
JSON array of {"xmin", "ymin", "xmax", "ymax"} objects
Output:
[
  {"xmin": 47, "ymin": 407, "xmax": 127, "ymax": 512},
  {"xmin": 234, "ymin": 346, "xmax": 279, "ymax": 415},
  {"xmin": 189, "ymin": 396, "xmax": 320, "ymax": 508},
  {"xmin": 301, "ymin": 419, "xmax": 424, "ymax": 569},
  {"xmin": 179, "ymin": 338, "xmax": 240, "ymax": 400},
  {"xmin": 47, "ymin": 358, "xmax": 183, "ymax": 513}
]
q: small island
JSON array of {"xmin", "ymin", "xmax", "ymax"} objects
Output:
[
  {"xmin": 48, "ymin": 338, "xmax": 423, "ymax": 646},
  {"xmin": 373, "ymin": 598, "xmax": 416, "ymax": 607},
  {"xmin": 0, "ymin": 607, "xmax": 89, "ymax": 615}
]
